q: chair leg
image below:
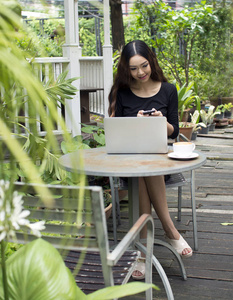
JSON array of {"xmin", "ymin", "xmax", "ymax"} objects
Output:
[
  {"xmin": 152, "ymin": 255, "xmax": 174, "ymax": 300},
  {"xmin": 154, "ymin": 239, "xmax": 187, "ymax": 281},
  {"xmin": 136, "ymin": 242, "xmax": 175, "ymax": 300},
  {"xmin": 177, "ymin": 173, "xmax": 198, "ymax": 250},
  {"xmin": 191, "ymin": 170, "xmax": 198, "ymax": 251},
  {"xmin": 109, "ymin": 177, "xmax": 122, "ymax": 244},
  {"xmin": 113, "ymin": 177, "xmax": 121, "ymax": 226},
  {"xmin": 109, "ymin": 177, "xmax": 117, "ymax": 244},
  {"xmin": 177, "ymin": 186, "xmax": 182, "ymax": 221}
]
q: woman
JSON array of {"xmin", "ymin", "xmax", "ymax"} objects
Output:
[{"xmin": 108, "ymin": 40, "xmax": 192, "ymax": 280}]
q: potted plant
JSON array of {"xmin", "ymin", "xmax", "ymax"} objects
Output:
[
  {"xmin": 206, "ymin": 105, "xmax": 221, "ymax": 131},
  {"xmin": 175, "ymin": 81, "xmax": 201, "ymax": 140},
  {"xmin": 222, "ymin": 103, "xmax": 233, "ymax": 118},
  {"xmin": 176, "ymin": 81, "xmax": 201, "ymax": 122},
  {"xmin": 190, "ymin": 110, "xmax": 206, "ymax": 140},
  {"xmin": 215, "ymin": 103, "xmax": 233, "ymax": 119},
  {"xmin": 215, "ymin": 104, "xmax": 226, "ymax": 119},
  {"xmin": 179, "ymin": 122, "xmax": 195, "ymax": 140},
  {"xmin": 199, "ymin": 106, "xmax": 222, "ymax": 134},
  {"xmin": 199, "ymin": 109, "xmax": 211, "ymax": 134},
  {"xmin": 103, "ymin": 189, "xmax": 113, "ymax": 219},
  {"xmin": 214, "ymin": 104, "xmax": 229, "ymax": 127}
]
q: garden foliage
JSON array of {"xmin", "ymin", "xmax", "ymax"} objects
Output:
[{"xmin": 20, "ymin": 0, "xmax": 233, "ymax": 99}]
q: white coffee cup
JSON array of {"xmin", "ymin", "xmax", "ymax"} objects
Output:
[{"xmin": 173, "ymin": 142, "xmax": 195, "ymax": 157}]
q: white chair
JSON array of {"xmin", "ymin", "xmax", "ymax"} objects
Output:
[{"xmin": 11, "ymin": 182, "xmax": 174, "ymax": 300}]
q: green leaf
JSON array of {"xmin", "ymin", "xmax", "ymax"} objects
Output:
[
  {"xmin": 44, "ymin": 71, "xmax": 78, "ymax": 106},
  {"xmin": 86, "ymin": 282, "xmax": 159, "ymax": 300},
  {"xmin": 93, "ymin": 133, "xmax": 105, "ymax": 146},
  {"xmin": 0, "ymin": 239, "xmax": 84, "ymax": 300},
  {"xmin": 221, "ymin": 223, "xmax": 233, "ymax": 226},
  {"xmin": 61, "ymin": 139, "xmax": 80, "ymax": 154},
  {"xmin": 81, "ymin": 124, "xmax": 100, "ymax": 134}
]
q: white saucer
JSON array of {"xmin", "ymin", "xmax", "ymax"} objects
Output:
[{"xmin": 168, "ymin": 152, "xmax": 199, "ymax": 160}]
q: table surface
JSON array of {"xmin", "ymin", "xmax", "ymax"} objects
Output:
[
  {"xmin": 59, "ymin": 146, "xmax": 206, "ymax": 251},
  {"xmin": 59, "ymin": 147, "xmax": 206, "ymax": 177}
]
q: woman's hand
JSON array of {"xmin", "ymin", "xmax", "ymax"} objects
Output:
[{"xmin": 137, "ymin": 108, "xmax": 163, "ymax": 117}]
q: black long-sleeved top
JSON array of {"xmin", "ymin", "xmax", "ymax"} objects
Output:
[{"xmin": 114, "ymin": 82, "xmax": 179, "ymax": 139}]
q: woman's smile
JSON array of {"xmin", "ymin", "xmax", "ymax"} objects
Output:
[{"xmin": 138, "ymin": 74, "xmax": 148, "ymax": 80}]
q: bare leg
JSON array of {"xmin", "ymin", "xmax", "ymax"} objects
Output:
[
  {"xmin": 138, "ymin": 177, "xmax": 151, "ymax": 238},
  {"xmin": 132, "ymin": 177, "xmax": 150, "ymax": 278},
  {"xmin": 141, "ymin": 175, "xmax": 191, "ymax": 256},
  {"xmin": 132, "ymin": 175, "xmax": 192, "ymax": 279}
]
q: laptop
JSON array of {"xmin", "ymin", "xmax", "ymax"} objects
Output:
[{"xmin": 104, "ymin": 117, "xmax": 168, "ymax": 154}]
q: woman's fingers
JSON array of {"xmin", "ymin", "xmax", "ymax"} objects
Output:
[
  {"xmin": 137, "ymin": 110, "xmax": 144, "ymax": 117},
  {"xmin": 137, "ymin": 109, "xmax": 163, "ymax": 117},
  {"xmin": 151, "ymin": 109, "xmax": 163, "ymax": 117}
]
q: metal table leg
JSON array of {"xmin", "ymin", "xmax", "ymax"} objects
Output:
[
  {"xmin": 191, "ymin": 170, "xmax": 198, "ymax": 250},
  {"xmin": 109, "ymin": 177, "xmax": 117, "ymax": 244},
  {"xmin": 128, "ymin": 177, "xmax": 139, "ymax": 228}
]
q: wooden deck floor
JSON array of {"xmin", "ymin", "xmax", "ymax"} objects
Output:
[{"xmin": 108, "ymin": 126, "xmax": 233, "ymax": 299}]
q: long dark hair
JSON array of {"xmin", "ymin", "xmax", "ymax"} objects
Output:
[{"xmin": 108, "ymin": 40, "xmax": 167, "ymax": 116}]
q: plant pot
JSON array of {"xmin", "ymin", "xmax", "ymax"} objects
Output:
[
  {"xmin": 199, "ymin": 125, "xmax": 209, "ymax": 134},
  {"xmin": 191, "ymin": 131, "xmax": 197, "ymax": 140},
  {"xmin": 209, "ymin": 123, "xmax": 216, "ymax": 131},
  {"xmin": 179, "ymin": 123, "xmax": 194, "ymax": 141},
  {"xmin": 224, "ymin": 110, "xmax": 232, "ymax": 119},
  {"xmin": 103, "ymin": 190, "xmax": 112, "ymax": 219},
  {"xmin": 104, "ymin": 203, "xmax": 112, "ymax": 219},
  {"xmin": 215, "ymin": 112, "xmax": 224, "ymax": 120},
  {"xmin": 118, "ymin": 189, "xmax": 128, "ymax": 201}
]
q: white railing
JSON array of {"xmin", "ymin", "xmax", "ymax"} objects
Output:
[
  {"xmin": 80, "ymin": 57, "xmax": 104, "ymax": 116},
  {"xmin": 32, "ymin": 57, "xmax": 70, "ymax": 135},
  {"xmin": 30, "ymin": 56, "xmax": 105, "ymax": 135},
  {"xmin": 8, "ymin": 56, "xmax": 105, "ymax": 137}
]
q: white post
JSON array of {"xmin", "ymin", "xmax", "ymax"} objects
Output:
[
  {"xmin": 103, "ymin": 0, "xmax": 113, "ymax": 117},
  {"xmin": 62, "ymin": 0, "xmax": 82, "ymax": 136}
]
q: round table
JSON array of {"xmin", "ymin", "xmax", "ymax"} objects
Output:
[
  {"xmin": 59, "ymin": 147, "xmax": 206, "ymax": 177},
  {"xmin": 59, "ymin": 147, "xmax": 206, "ymax": 250}
]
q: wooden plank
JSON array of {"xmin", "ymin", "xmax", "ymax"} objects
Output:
[
  {"xmin": 122, "ymin": 277, "xmax": 233, "ymax": 300},
  {"xmin": 108, "ymin": 128, "xmax": 233, "ymax": 300},
  {"xmin": 198, "ymin": 133, "xmax": 233, "ymax": 139}
]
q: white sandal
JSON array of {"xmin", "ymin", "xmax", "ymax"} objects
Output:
[
  {"xmin": 165, "ymin": 235, "xmax": 193, "ymax": 258},
  {"xmin": 132, "ymin": 258, "xmax": 146, "ymax": 280}
]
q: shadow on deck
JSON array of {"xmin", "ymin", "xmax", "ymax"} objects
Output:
[{"xmin": 107, "ymin": 127, "xmax": 233, "ymax": 300}]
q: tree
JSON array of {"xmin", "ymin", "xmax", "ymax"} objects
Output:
[
  {"xmin": 133, "ymin": 0, "xmax": 220, "ymax": 87},
  {"xmin": 110, "ymin": 0, "xmax": 125, "ymax": 52}
]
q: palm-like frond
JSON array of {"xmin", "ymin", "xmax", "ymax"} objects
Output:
[
  {"xmin": 176, "ymin": 81, "xmax": 200, "ymax": 121},
  {"xmin": 44, "ymin": 71, "xmax": 79, "ymax": 106},
  {"xmin": 0, "ymin": 0, "xmax": 77, "ymax": 187}
]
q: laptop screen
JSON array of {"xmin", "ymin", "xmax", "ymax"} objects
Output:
[{"xmin": 104, "ymin": 117, "xmax": 168, "ymax": 154}]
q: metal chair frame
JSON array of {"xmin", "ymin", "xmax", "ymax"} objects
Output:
[{"xmin": 11, "ymin": 182, "xmax": 174, "ymax": 300}]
